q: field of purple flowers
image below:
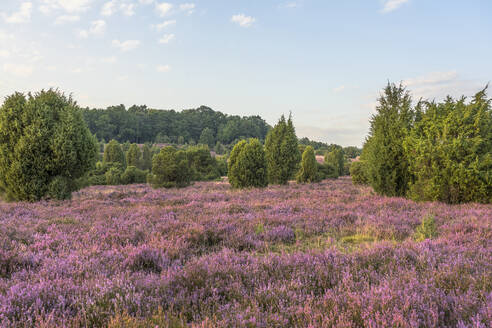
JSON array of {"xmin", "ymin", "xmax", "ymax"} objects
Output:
[{"xmin": 1, "ymin": 177, "xmax": 491, "ymax": 327}]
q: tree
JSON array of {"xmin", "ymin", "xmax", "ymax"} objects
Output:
[
  {"xmin": 199, "ymin": 127, "xmax": 215, "ymax": 148},
  {"xmin": 126, "ymin": 143, "xmax": 141, "ymax": 167},
  {"xmin": 228, "ymin": 139, "xmax": 268, "ymax": 188},
  {"xmin": 0, "ymin": 89, "xmax": 98, "ymax": 201},
  {"xmin": 186, "ymin": 145, "xmax": 220, "ymax": 181},
  {"xmin": 404, "ymin": 88, "xmax": 492, "ymax": 204},
  {"xmin": 150, "ymin": 146, "xmax": 192, "ymax": 188},
  {"xmin": 264, "ymin": 114, "xmax": 300, "ymax": 185},
  {"xmin": 362, "ymin": 83, "xmax": 415, "ymax": 197},
  {"xmin": 103, "ymin": 140, "xmax": 126, "ymax": 168},
  {"xmin": 324, "ymin": 147, "xmax": 345, "ymax": 177},
  {"xmin": 141, "ymin": 144, "xmax": 152, "ymax": 171},
  {"xmin": 296, "ymin": 146, "xmax": 320, "ymax": 183},
  {"xmin": 349, "ymin": 161, "xmax": 368, "ymax": 185},
  {"xmin": 121, "ymin": 166, "xmax": 148, "ymax": 185}
]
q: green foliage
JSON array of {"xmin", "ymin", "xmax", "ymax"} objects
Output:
[
  {"xmin": 404, "ymin": 89, "xmax": 492, "ymax": 204},
  {"xmin": 141, "ymin": 144, "xmax": 152, "ymax": 171},
  {"xmin": 362, "ymin": 83, "xmax": 415, "ymax": 197},
  {"xmin": 103, "ymin": 140, "xmax": 126, "ymax": 168},
  {"xmin": 105, "ymin": 166, "xmax": 123, "ymax": 185},
  {"xmin": 343, "ymin": 146, "xmax": 362, "ymax": 159},
  {"xmin": 177, "ymin": 136, "xmax": 185, "ymax": 145},
  {"xmin": 199, "ymin": 127, "xmax": 215, "ymax": 148},
  {"xmin": 350, "ymin": 161, "xmax": 369, "ymax": 185},
  {"xmin": 121, "ymin": 166, "xmax": 148, "ymax": 185},
  {"xmin": 264, "ymin": 114, "xmax": 301, "ymax": 185},
  {"xmin": 228, "ymin": 139, "xmax": 268, "ymax": 189},
  {"xmin": 324, "ymin": 147, "xmax": 345, "ymax": 177},
  {"xmin": 150, "ymin": 146, "xmax": 193, "ymax": 188},
  {"xmin": 317, "ymin": 162, "xmax": 338, "ymax": 179},
  {"xmin": 186, "ymin": 145, "xmax": 221, "ymax": 181},
  {"xmin": 296, "ymin": 146, "xmax": 321, "ymax": 183},
  {"xmin": 0, "ymin": 89, "xmax": 98, "ymax": 201},
  {"xmin": 126, "ymin": 144, "xmax": 141, "ymax": 168},
  {"xmin": 414, "ymin": 216, "xmax": 438, "ymax": 241}
]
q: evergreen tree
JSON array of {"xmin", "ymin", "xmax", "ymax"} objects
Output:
[
  {"xmin": 324, "ymin": 147, "xmax": 345, "ymax": 177},
  {"xmin": 199, "ymin": 127, "xmax": 215, "ymax": 148},
  {"xmin": 264, "ymin": 114, "xmax": 300, "ymax": 185},
  {"xmin": 126, "ymin": 143, "xmax": 141, "ymax": 167},
  {"xmin": 404, "ymin": 88, "xmax": 492, "ymax": 204},
  {"xmin": 103, "ymin": 140, "xmax": 126, "ymax": 168},
  {"xmin": 0, "ymin": 89, "xmax": 98, "ymax": 201},
  {"xmin": 296, "ymin": 146, "xmax": 320, "ymax": 183},
  {"xmin": 150, "ymin": 146, "xmax": 192, "ymax": 188},
  {"xmin": 228, "ymin": 139, "xmax": 268, "ymax": 188},
  {"xmin": 363, "ymin": 83, "xmax": 415, "ymax": 197},
  {"xmin": 141, "ymin": 144, "xmax": 152, "ymax": 171}
]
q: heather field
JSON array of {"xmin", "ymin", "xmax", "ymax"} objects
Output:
[{"xmin": 1, "ymin": 178, "xmax": 491, "ymax": 327}]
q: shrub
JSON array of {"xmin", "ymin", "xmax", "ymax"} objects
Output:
[
  {"xmin": 103, "ymin": 140, "xmax": 126, "ymax": 168},
  {"xmin": 199, "ymin": 127, "xmax": 215, "ymax": 148},
  {"xmin": 404, "ymin": 89, "xmax": 492, "ymax": 204},
  {"xmin": 150, "ymin": 146, "xmax": 192, "ymax": 188},
  {"xmin": 324, "ymin": 148, "xmax": 345, "ymax": 177},
  {"xmin": 47, "ymin": 176, "xmax": 73, "ymax": 200},
  {"xmin": 350, "ymin": 161, "xmax": 369, "ymax": 185},
  {"xmin": 121, "ymin": 166, "xmax": 147, "ymax": 185},
  {"xmin": 140, "ymin": 144, "xmax": 152, "ymax": 171},
  {"xmin": 318, "ymin": 162, "xmax": 338, "ymax": 179},
  {"xmin": 414, "ymin": 216, "xmax": 438, "ymax": 241},
  {"xmin": 264, "ymin": 114, "xmax": 300, "ymax": 185},
  {"xmin": 296, "ymin": 146, "xmax": 320, "ymax": 183},
  {"xmin": 105, "ymin": 167, "xmax": 123, "ymax": 185},
  {"xmin": 228, "ymin": 139, "xmax": 268, "ymax": 189},
  {"xmin": 0, "ymin": 89, "xmax": 98, "ymax": 201},
  {"xmin": 186, "ymin": 145, "xmax": 220, "ymax": 181},
  {"xmin": 126, "ymin": 143, "xmax": 141, "ymax": 168}
]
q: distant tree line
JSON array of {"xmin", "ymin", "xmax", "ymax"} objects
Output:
[
  {"xmin": 352, "ymin": 83, "xmax": 492, "ymax": 204},
  {"xmin": 81, "ymin": 105, "xmax": 271, "ymax": 146}
]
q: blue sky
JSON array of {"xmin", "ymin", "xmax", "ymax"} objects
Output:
[{"xmin": 0, "ymin": 0, "xmax": 490, "ymax": 146}]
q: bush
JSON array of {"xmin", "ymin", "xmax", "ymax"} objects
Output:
[
  {"xmin": 150, "ymin": 146, "xmax": 193, "ymax": 188},
  {"xmin": 186, "ymin": 145, "xmax": 220, "ymax": 181},
  {"xmin": 404, "ymin": 89, "xmax": 492, "ymax": 204},
  {"xmin": 140, "ymin": 144, "xmax": 152, "ymax": 171},
  {"xmin": 121, "ymin": 166, "xmax": 148, "ymax": 185},
  {"xmin": 324, "ymin": 148, "xmax": 345, "ymax": 177},
  {"xmin": 0, "ymin": 89, "xmax": 98, "ymax": 201},
  {"xmin": 103, "ymin": 140, "xmax": 126, "ymax": 168},
  {"xmin": 350, "ymin": 161, "xmax": 369, "ymax": 185},
  {"xmin": 264, "ymin": 114, "xmax": 300, "ymax": 185},
  {"xmin": 105, "ymin": 167, "xmax": 123, "ymax": 185},
  {"xmin": 126, "ymin": 144, "xmax": 141, "ymax": 168},
  {"xmin": 296, "ymin": 146, "xmax": 320, "ymax": 183},
  {"xmin": 228, "ymin": 139, "xmax": 268, "ymax": 189},
  {"xmin": 317, "ymin": 162, "xmax": 338, "ymax": 179}
]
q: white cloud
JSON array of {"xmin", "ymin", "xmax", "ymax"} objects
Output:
[
  {"xmin": 139, "ymin": 0, "xmax": 154, "ymax": 4},
  {"xmin": 381, "ymin": 0, "xmax": 410, "ymax": 13},
  {"xmin": 3, "ymin": 63, "xmax": 34, "ymax": 77},
  {"xmin": 155, "ymin": 2, "xmax": 173, "ymax": 16},
  {"xmin": 231, "ymin": 14, "xmax": 255, "ymax": 28},
  {"xmin": 101, "ymin": 1, "xmax": 135, "ymax": 16},
  {"xmin": 333, "ymin": 85, "xmax": 346, "ymax": 93},
  {"xmin": 101, "ymin": 0, "xmax": 116, "ymax": 16},
  {"xmin": 158, "ymin": 33, "xmax": 175, "ymax": 44},
  {"xmin": 39, "ymin": 0, "xmax": 93, "ymax": 14},
  {"xmin": 156, "ymin": 64, "xmax": 170, "ymax": 72},
  {"xmin": 2, "ymin": 2, "xmax": 32, "ymax": 24},
  {"xmin": 101, "ymin": 56, "xmax": 117, "ymax": 64},
  {"xmin": 78, "ymin": 20, "xmax": 106, "ymax": 38},
  {"xmin": 120, "ymin": 3, "xmax": 135, "ymax": 16},
  {"xmin": 283, "ymin": 2, "xmax": 300, "ymax": 8},
  {"xmin": 54, "ymin": 14, "xmax": 79, "ymax": 24},
  {"xmin": 112, "ymin": 39, "xmax": 141, "ymax": 52},
  {"xmin": 78, "ymin": 29, "xmax": 89, "ymax": 38},
  {"xmin": 153, "ymin": 19, "xmax": 176, "ymax": 31},
  {"xmin": 179, "ymin": 3, "xmax": 195, "ymax": 14}
]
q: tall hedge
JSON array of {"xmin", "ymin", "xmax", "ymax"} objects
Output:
[
  {"xmin": 404, "ymin": 89, "xmax": 492, "ymax": 203},
  {"xmin": 296, "ymin": 146, "xmax": 320, "ymax": 183},
  {"xmin": 264, "ymin": 114, "xmax": 300, "ymax": 185},
  {"xmin": 228, "ymin": 139, "xmax": 268, "ymax": 188},
  {"xmin": 0, "ymin": 89, "xmax": 98, "ymax": 201}
]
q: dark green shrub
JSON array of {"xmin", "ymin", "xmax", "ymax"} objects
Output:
[
  {"xmin": 264, "ymin": 114, "xmax": 300, "ymax": 185},
  {"xmin": 185, "ymin": 145, "xmax": 220, "ymax": 181},
  {"xmin": 350, "ymin": 161, "xmax": 369, "ymax": 185},
  {"xmin": 0, "ymin": 89, "xmax": 98, "ymax": 201},
  {"xmin": 404, "ymin": 89, "xmax": 492, "ymax": 204},
  {"xmin": 141, "ymin": 144, "xmax": 152, "ymax": 171},
  {"xmin": 296, "ymin": 146, "xmax": 320, "ymax": 183},
  {"xmin": 228, "ymin": 139, "xmax": 268, "ymax": 188},
  {"xmin": 126, "ymin": 143, "xmax": 141, "ymax": 168},
  {"xmin": 150, "ymin": 146, "xmax": 192, "ymax": 188},
  {"xmin": 103, "ymin": 140, "xmax": 126, "ymax": 168},
  {"xmin": 121, "ymin": 166, "xmax": 148, "ymax": 184},
  {"xmin": 47, "ymin": 176, "xmax": 73, "ymax": 200},
  {"xmin": 199, "ymin": 127, "xmax": 215, "ymax": 148},
  {"xmin": 105, "ymin": 167, "xmax": 123, "ymax": 185},
  {"xmin": 317, "ymin": 162, "xmax": 338, "ymax": 179},
  {"xmin": 87, "ymin": 174, "xmax": 107, "ymax": 186},
  {"xmin": 324, "ymin": 147, "xmax": 345, "ymax": 177}
]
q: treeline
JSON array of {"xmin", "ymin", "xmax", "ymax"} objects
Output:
[
  {"xmin": 351, "ymin": 83, "xmax": 492, "ymax": 204},
  {"xmin": 82, "ymin": 105, "xmax": 271, "ymax": 146}
]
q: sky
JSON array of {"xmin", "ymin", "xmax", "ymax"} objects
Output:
[{"xmin": 0, "ymin": 0, "xmax": 491, "ymax": 146}]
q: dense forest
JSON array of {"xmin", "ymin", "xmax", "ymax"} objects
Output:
[{"xmin": 82, "ymin": 105, "xmax": 271, "ymax": 145}]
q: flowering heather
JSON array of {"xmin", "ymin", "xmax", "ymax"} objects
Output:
[{"xmin": 0, "ymin": 178, "xmax": 491, "ymax": 327}]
